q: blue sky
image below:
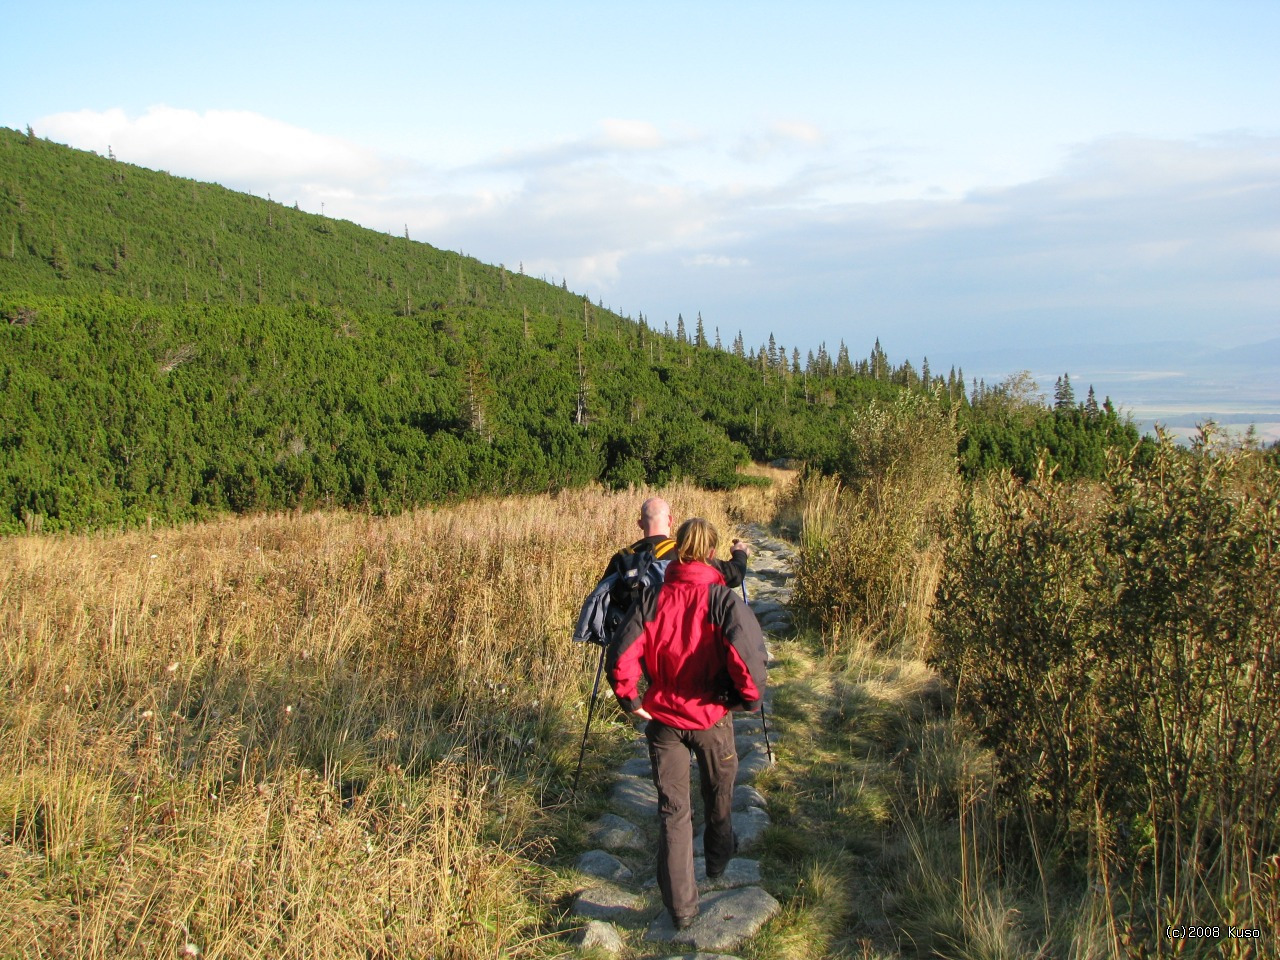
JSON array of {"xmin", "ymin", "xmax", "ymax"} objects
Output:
[{"xmin": 8, "ymin": 1, "xmax": 1280, "ymax": 433}]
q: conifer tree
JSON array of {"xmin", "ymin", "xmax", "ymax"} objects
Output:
[
  {"xmin": 733, "ymin": 331, "xmax": 745, "ymax": 358},
  {"xmin": 1054, "ymin": 373, "xmax": 1076, "ymax": 410},
  {"xmin": 836, "ymin": 340, "xmax": 852, "ymax": 378},
  {"xmin": 869, "ymin": 338, "xmax": 888, "ymax": 380},
  {"xmin": 464, "ymin": 358, "xmax": 492, "ymax": 438},
  {"xmin": 575, "ymin": 343, "xmax": 590, "ymax": 427},
  {"xmin": 815, "ymin": 343, "xmax": 832, "ymax": 377},
  {"xmin": 695, "ymin": 311, "xmax": 707, "ymax": 348},
  {"xmin": 676, "ymin": 313, "xmax": 687, "ymax": 343}
]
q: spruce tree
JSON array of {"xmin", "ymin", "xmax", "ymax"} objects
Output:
[
  {"xmin": 869, "ymin": 338, "xmax": 888, "ymax": 380},
  {"xmin": 1054, "ymin": 373, "xmax": 1076, "ymax": 410},
  {"xmin": 836, "ymin": 340, "xmax": 852, "ymax": 378},
  {"xmin": 1085, "ymin": 386, "xmax": 1100, "ymax": 417}
]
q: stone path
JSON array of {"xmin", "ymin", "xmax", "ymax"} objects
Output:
[{"xmin": 569, "ymin": 525, "xmax": 798, "ymax": 958}]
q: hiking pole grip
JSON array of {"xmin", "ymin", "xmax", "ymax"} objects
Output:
[{"xmin": 571, "ymin": 642, "xmax": 607, "ymax": 799}]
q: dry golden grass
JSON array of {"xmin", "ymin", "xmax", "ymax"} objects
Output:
[{"xmin": 0, "ymin": 480, "xmax": 756, "ymax": 959}]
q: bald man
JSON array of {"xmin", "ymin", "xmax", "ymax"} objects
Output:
[{"xmin": 598, "ymin": 497, "xmax": 751, "ymax": 589}]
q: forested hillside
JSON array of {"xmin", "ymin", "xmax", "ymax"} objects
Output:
[{"xmin": 0, "ymin": 126, "xmax": 1138, "ymax": 532}]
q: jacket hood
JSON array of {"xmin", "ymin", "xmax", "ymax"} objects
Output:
[{"xmin": 664, "ymin": 559, "xmax": 726, "ymax": 587}]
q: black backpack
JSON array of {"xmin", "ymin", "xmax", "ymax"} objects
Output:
[{"xmin": 572, "ymin": 538, "xmax": 676, "ymax": 646}]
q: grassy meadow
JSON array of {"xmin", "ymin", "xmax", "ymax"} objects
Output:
[
  {"xmin": 5, "ymin": 437, "xmax": 1275, "ymax": 960},
  {"xmin": 0, "ymin": 478, "xmax": 778, "ymax": 959}
]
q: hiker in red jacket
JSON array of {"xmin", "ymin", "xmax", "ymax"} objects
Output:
[{"xmin": 607, "ymin": 517, "xmax": 768, "ymax": 930}]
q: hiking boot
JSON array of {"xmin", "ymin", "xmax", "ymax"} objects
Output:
[{"xmin": 673, "ymin": 911, "xmax": 698, "ymax": 931}]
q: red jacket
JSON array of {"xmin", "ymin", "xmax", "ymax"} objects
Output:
[{"xmin": 607, "ymin": 559, "xmax": 767, "ymax": 730}]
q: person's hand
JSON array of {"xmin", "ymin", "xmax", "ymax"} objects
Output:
[
  {"xmin": 633, "ymin": 707, "xmax": 653, "ymax": 721},
  {"xmin": 732, "ymin": 538, "xmax": 752, "ymax": 558}
]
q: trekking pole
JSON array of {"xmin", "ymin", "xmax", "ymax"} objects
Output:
[
  {"xmin": 738, "ymin": 544, "xmax": 774, "ymax": 765},
  {"xmin": 571, "ymin": 642, "xmax": 607, "ymax": 799}
]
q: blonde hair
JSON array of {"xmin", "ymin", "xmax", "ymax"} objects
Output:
[{"xmin": 676, "ymin": 517, "xmax": 719, "ymax": 564}]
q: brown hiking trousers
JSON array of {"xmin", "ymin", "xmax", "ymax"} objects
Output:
[{"xmin": 646, "ymin": 713, "xmax": 738, "ymax": 920}]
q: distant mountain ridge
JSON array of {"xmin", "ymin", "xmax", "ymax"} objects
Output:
[{"xmin": 946, "ymin": 336, "xmax": 1280, "ymax": 417}]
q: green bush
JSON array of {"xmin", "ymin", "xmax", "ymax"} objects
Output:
[
  {"xmin": 932, "ymin": 428, "xmax": 1280, "ymax": 940},
  {"xmin": 793, "ymin": 391, "xmax": 960, "ymax": 649}
]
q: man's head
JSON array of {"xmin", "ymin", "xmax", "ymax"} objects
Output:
[
  {"xmin": 638, "ymin": 497, "xmax": 672, "ymax": 537},
  {"xmin": 675, "ymin": 517, "xmax": 719, "ymax": 564}
]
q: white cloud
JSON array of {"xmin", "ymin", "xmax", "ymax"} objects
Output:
[
  {"xmin": 732, "ymin": 119, "xmax": 828, "ymax": 163},
  {"xmin": 37, "ymin": 106, "xmax": 409, "ymax": 194},
  {"xmin": 598, "ymin": 118, "xmax": 665, "ymax": 151},
  {"xmin": 687, "ymin": 254, "xmax": 751, "ymax": 268}
]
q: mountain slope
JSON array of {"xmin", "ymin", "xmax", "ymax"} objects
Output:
[{"xmin": 1, "ymin": 128, "xmax": 911, "ymax": 531}]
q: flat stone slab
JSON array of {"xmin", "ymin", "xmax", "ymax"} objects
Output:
[
  {"xmin": 731, "ymin": 710, "xmax": 774, "ymax": 733},
  {"xmin": 651, "ymin": 954, "xmax": 744, "ymax": 960},
  {"xmin": 573, "ymin": 919, "xmax": 625, "ymax": 954},
  {"xmin": 699, "ymin": 857, "xmax": 762, "ymax": 891},
  {"xmin": 748, "ymin": 600, "xmax": 787, "ymax": 617},
  {"xmin": 732, "ymin": 785, "xmax": 766, "ymax": 810},
  {"xmin": 572, "ymin": 883, "xmax": 648, "ymax": 923},
  {"xmin": 643, "ymin": 857, "xmax": 762, "ymax": 893},
  {"xmin": 618, "ymin": 755, "xmax": 653, "ymax": 778},
  {"xmin": 735, "ymin": 806, "xmax": 771, "ymax": 850},
  {"xmin": 611, "ymin": 776, "xmax": 659, "ymax": 818},
  {"xmin": 576, "ymin": 849, "xmax": 634, "ymax": 883},
  {"xmin": 745, "ymin": 557, "xmax": 790, "ymax": 574},
  {"xmin": 735, "ymin": 750, "xmax": 774, "ymax": 784},
  {"xmin": 694, "ymin": 807, "xmax": 770, "ymax": 856},
  {"xmin": 644, "ymin": 886, "xmax": 781, "ymax": 951},
  {"xmin": 734, "ymin": 732, "xmax": 779, "ymax": 758},
  {"xmin": 589, "ymin": 813, "xmax": 645, "ymax": 850}
]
